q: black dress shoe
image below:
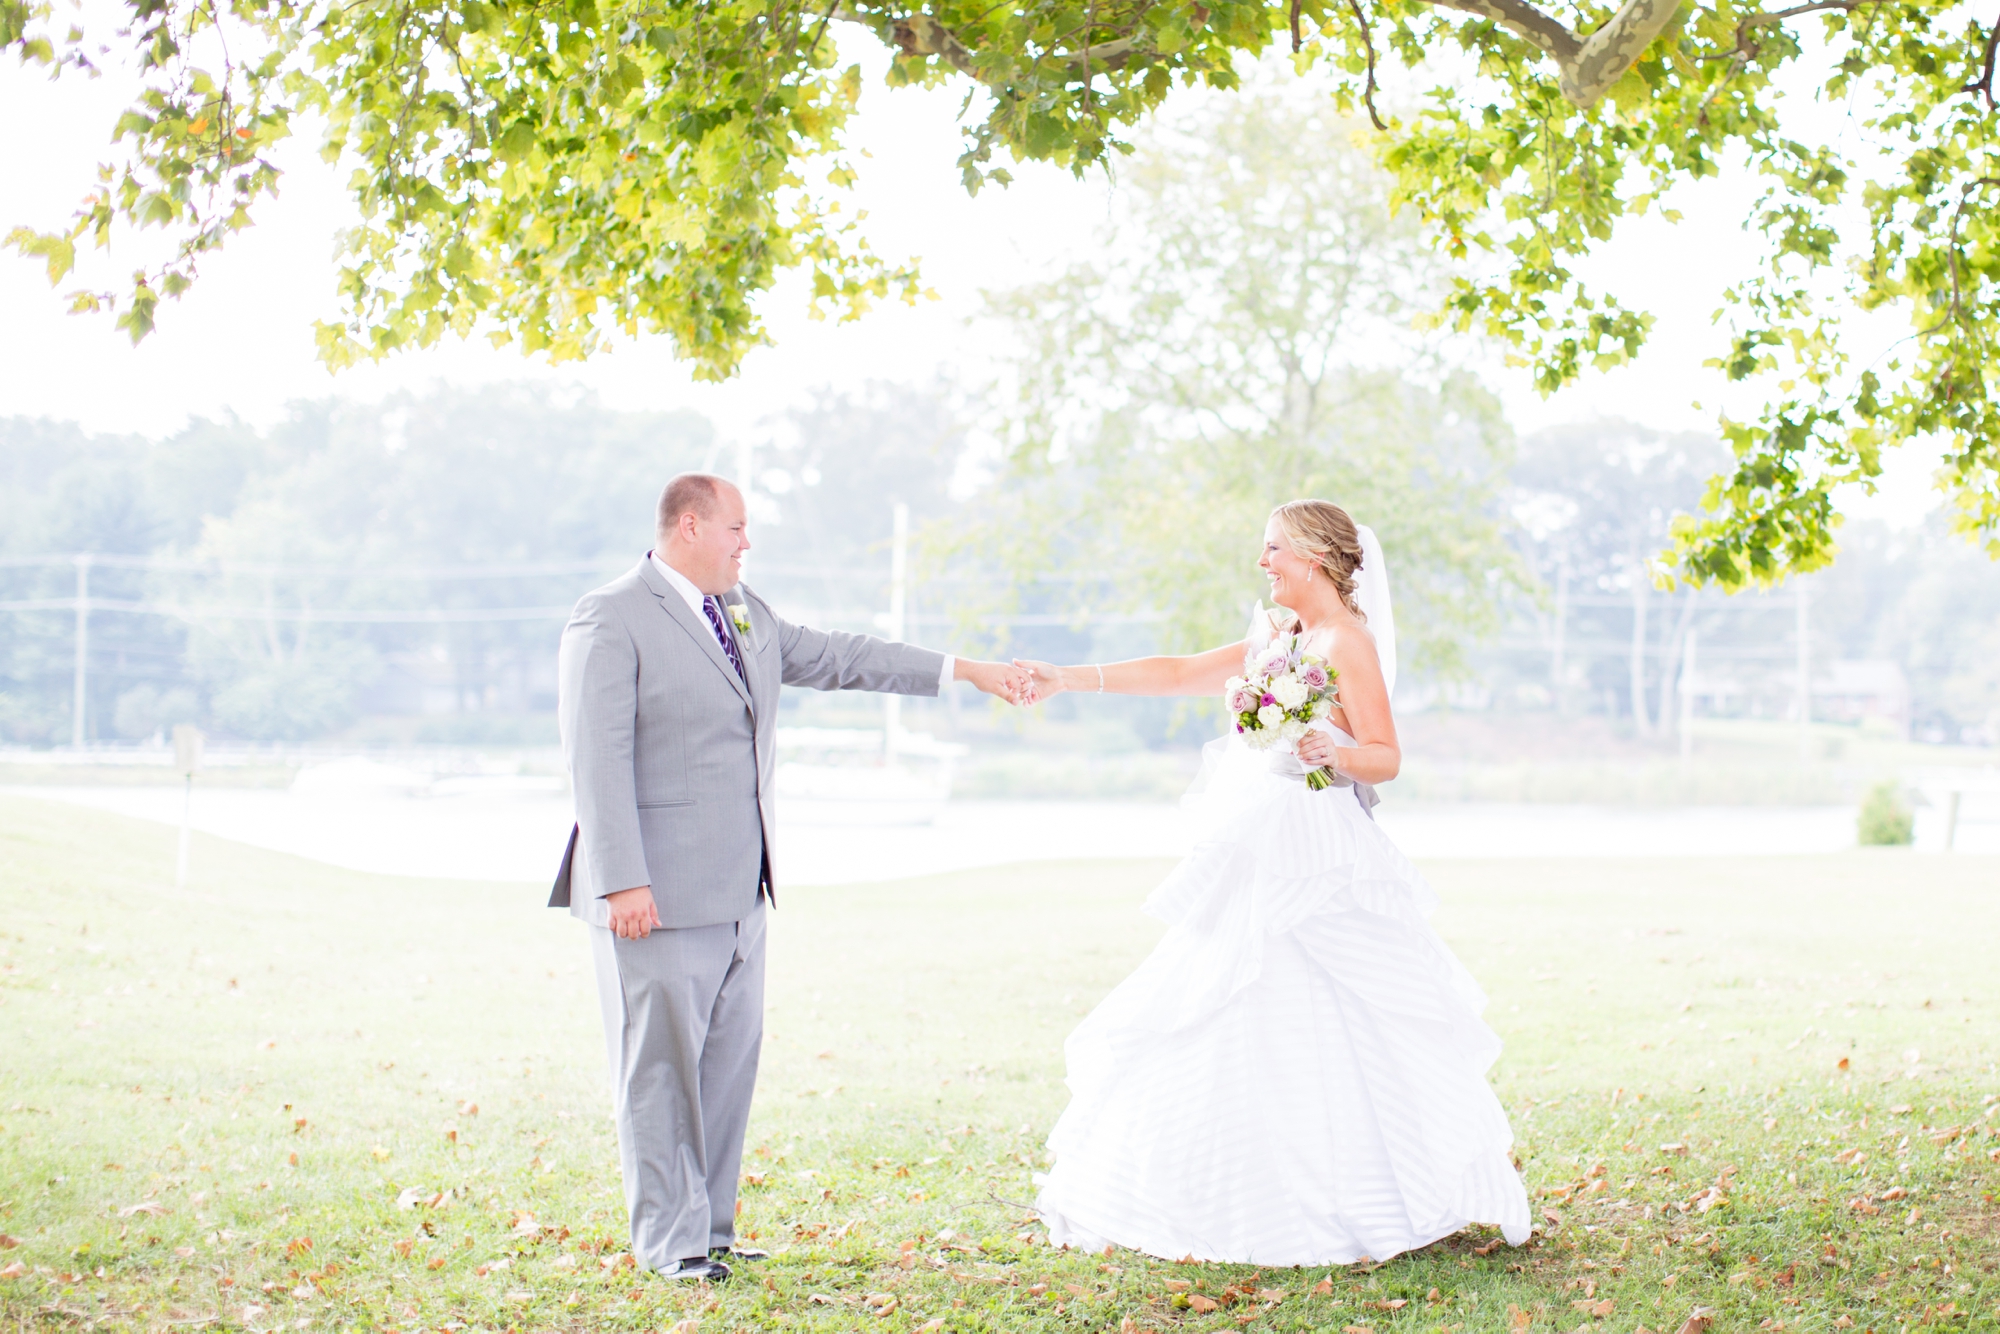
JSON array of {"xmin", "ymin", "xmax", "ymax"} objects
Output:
[
  {"xmin": 656, "ymin": 1256, "xmax": 731, "ymax": 1282},
  {"xmin": 710, "ymin": 1245, "xmax": 769, "ymax": 1262}
]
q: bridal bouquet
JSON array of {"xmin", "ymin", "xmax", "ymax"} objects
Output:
[{"xmin": 1225, "ymin": 632, "xmax": 1342, "ymax": 790}]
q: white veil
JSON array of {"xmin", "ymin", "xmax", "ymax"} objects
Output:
[{"xmin": 1353, "ymin": 524, "xmax": 1397, "ymax": 699}]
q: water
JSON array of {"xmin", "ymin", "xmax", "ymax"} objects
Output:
[{"xmin": 11, "ymin": 782, "xmax": 1993, "ymax": 884}]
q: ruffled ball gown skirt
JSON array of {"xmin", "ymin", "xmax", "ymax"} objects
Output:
[{"xmin": 1034, "ymin": 736, "xmax": 1533, "ymax": 1266}]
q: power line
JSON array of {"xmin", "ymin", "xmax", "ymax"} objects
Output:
[
  {"xmin": 0, "ymin": 597, "xmax": 1160, "ymax": 628},
  {"xmin": 0, "ymin": 597, "xmax": 576, "ymax": 623},
  {"xmin": 0, "ymin": 553, "xmax": 1106, "ymax": 584}
]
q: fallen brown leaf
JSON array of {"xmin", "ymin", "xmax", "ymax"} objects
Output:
[
  {"xmin": 1188, "ymin": 1294, "xmax": 1219, "ymax": 1313},
  {"xmin": 0, "ymin": 1263, "xmax": 24, "ymax": 1281},
  {"xmin": 117, "ymin": 1202, "xmax": 166, "ymax": 1217},
  {"xmin": 1675, "ymin": 1310, "xmax": 1716, "ymax": 1334}
]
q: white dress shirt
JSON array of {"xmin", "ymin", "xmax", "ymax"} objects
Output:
[{"xmin": 650, "ymin": 551, "xmax": 954, "ymax": 690}]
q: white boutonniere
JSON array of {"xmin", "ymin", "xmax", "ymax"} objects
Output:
[{"xmin": 728, "ymin": 601, "xmax": 753, "ymax": 643}]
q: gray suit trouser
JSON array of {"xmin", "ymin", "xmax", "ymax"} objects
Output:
[{"xmin": 589, "ymin": 898, "xmax": 766, "ymax": 1269}]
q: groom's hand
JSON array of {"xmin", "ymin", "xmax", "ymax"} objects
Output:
[
  {"xmin": 954, "ymin": 659, "xmax": 1034, "ymax": 705},
  {"xmin": 605, "ymin": 885, "xmax": 661, "ymax": 939}
]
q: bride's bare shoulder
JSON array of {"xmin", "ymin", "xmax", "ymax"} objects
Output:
[{"xmin": 1325, "ymin": 620, "xmax": 1384, "ymax": 677}]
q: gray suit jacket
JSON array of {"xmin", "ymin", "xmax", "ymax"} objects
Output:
[{"xmin": 550, "ymin": 556, "xmax": 946, "ymax": 929}]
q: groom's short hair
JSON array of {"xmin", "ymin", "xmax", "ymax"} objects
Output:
[{"xmin": 657, "ymin": 473, "xmax": 729, "ymax": 536}]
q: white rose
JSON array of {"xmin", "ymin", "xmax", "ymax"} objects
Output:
[
  {"xmin": 1270, "ymin": 675, "xmax": 1309, "ymax": 709},
  {"xmin": 1224, "ymin": 675, "xmax": 1247, "ymax": 694},
  {"xmin": 1256, "ymin": 703, "xmax": 1286, "ymax": 730}
]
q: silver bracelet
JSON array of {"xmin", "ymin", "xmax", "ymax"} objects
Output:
[{"xmin": 1095, "ymin": 664, "xmax": 1105, "ymax": 694}]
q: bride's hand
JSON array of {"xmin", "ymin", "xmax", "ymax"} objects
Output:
[
  {"xmin": 1296, "ymin": 731, "xmax": 1338, "ymax": 768},
  {"xmin": 1011, "ymin": 659, "xmax": 1063, "ymax": 704}
]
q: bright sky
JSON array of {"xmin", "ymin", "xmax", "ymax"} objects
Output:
[{"xmin": 0, "ymin": 26, "xmax": 1948, "ymax": 528}]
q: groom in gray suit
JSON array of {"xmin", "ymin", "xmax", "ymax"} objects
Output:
[{"xmin": 550, "ymin": 472, "xmax": 1025, "ymax": 1281}]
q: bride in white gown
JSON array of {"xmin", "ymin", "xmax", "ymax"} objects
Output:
[{"xmin": 1012, "ymin": 499, "xmax": 1532, "ymax": 1267}]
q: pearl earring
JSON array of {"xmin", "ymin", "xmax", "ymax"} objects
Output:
[{"xmin": 1306, "ymin": 566, "xmax": 1314, "ymax": 583}]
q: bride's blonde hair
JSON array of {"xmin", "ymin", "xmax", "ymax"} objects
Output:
[{"xmin": 1270, "ymin": 500, "xmax": 1367, "ymax": 623}]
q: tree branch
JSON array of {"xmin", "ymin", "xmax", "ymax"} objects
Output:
[
  {"xmin": 1345, "ymin": 0, "xmax": 1388, "ymax": 131},
  {"xmin": 1965, "ymin": 16, "xmax": 2000, "ymax": 108},
  {"xmin": 831, "ymin": 6, "xmax": 1136, "ymax": 77},
  {"xmin": 835, "ymin": 0, "xmax": 1819, "ymax": 112}
]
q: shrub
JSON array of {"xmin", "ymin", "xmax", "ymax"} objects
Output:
[{"xmin": 1857, "ymin": 780, "xmax": 1915, "ymax": 846}]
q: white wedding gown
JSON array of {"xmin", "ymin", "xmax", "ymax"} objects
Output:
[{"xmin": 1035, "ymin": 628, "xmax": 1532, "ymax": 1266}]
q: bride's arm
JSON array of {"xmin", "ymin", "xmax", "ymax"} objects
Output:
[
  {"xmin": 1297, "ymin": 634, "xmax": 1401, "ymax": 785},
  {"xmin": 1014, "ymin": 641, "xmax": 1247, "ymax": 700}
]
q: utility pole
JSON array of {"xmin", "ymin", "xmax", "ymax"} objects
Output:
[
  {"xmin": 1551, "ymin": 561, "xmax": 1568, "ymax": 713},
  {"xmin": 1679, "ymin": 628, "xmax": 1698, "ymax": 763},
  {"xmin": 174, "ymin": 725, "xmax": 204, "ymax": 888},
  {"xmin": 883, "ymin": 502, "xmax": 909, "ymax": 765},
  {"xmin": 1795, "ymin": 585, "xmax": 1812, "ymax": 763},
  {"xmin": 71, "ymin": 554, "xmax": 92, "ymax": 749},
  {"xmin": 1628, "ymin": 561, "xmax": 1651, "ymax": 736}
]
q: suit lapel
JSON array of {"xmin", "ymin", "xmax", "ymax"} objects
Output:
[
  {"xmin": 721, "ymin": 591, "xmax": 768, "ymax": 714},
  {"xmin": 637, "ymin": 560, "xmax": 753, "ymax": 710}
]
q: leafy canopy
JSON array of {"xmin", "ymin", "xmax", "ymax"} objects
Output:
[{"xmin": 6, "ymin": 0, "xmax": 1999, "ymax": 582}]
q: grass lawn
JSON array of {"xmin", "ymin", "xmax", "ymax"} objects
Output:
[{"xmin": 2, "ymin": 794, "xmax": 1997, "ymax": 1334}]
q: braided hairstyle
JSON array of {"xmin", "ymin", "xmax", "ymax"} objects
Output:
[{"xmin": 1270, "ymin": 499, "xmax": 1367, "ymax": 623}]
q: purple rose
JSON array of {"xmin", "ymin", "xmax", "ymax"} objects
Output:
[
  {"xmin": 1228, "ymin": 687, "xmax": 1258, "ymax": 713},
  {"xmin": 1299, "ymin": 664, "xmax": 1329, "ymax": 691}
]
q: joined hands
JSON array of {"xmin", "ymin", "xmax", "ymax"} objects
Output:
[
  {"xmin": 1010, "ymin": 659, "xmax": 1061, "ymax": 706},
  {"xmin": 958, "ymin": 658, "xmax": 1041, "ymax": 706}
]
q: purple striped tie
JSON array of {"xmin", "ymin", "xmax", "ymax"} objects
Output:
[{"xmin": 703, "ymin": 596, "xmax": 747, "ymax": 683}]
